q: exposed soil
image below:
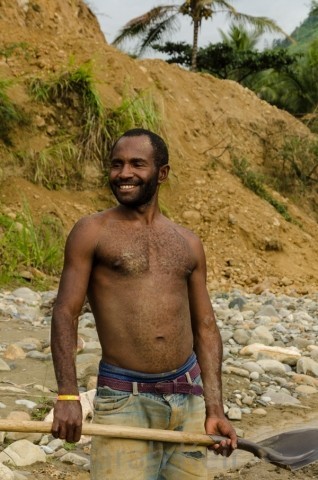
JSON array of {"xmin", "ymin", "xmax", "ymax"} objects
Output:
[{"xmin": 0, "ymin": 1, "xmax": 318, "ymax": 478}]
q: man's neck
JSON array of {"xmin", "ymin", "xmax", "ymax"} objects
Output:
[{"xmin": 116, "ymin": 200, "xmax": 161, "ymax": 225}]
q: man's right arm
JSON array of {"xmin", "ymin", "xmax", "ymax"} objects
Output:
[{"xmin": 51, "ymin": 216, "xmax": 98, "ymax": 443}]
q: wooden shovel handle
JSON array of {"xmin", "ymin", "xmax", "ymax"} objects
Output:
[{"xmin": 0, "ymin": 420, "xmax": 215, "ymax": 445}]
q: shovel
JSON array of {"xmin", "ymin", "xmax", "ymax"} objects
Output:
[{"xmin": 0, "ymin": 420, "xmax": 317, "ymax": 471}]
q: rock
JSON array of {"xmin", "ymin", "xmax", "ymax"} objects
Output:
[
  {"xmin": 233, "ymin": 328, "xmax": 250, "ymax": 345},
  {"xmin": 223, "ymin": 365, "xmax": 250, "ymax": 378},
  {"xmin": 227, "ymin": 407, "xmax": 242, "ymax": 420},
  {"xmin": 60, "ymin": 452, "xmax": 88, "ymax": 466},
  {"xmin": 262, "ymin": 388, "xmax": 301, "ymax": 405},
  {"xmin": 0, "ymin": 463, "xmax": 15, "ymax": 480},
  {"xmin": 0, "ymin": 358, "xmax": 11, "ymax": 371},
  {"xmin": 0, "ymin": 440, "xmax": 46, "ymax": 466},
  {"xmin": 3, "ymin": 344, "xmax": 26, "ymax": 360},
  {"xmin": 249, "ymin": 371, "xmax": 260, "ymax": 381},
  {"xmin": 228, "ymin": 297, "xmax": 246, "ymax": 311},
  {"xmin": 252, "ymin": 408, "xmax": 267, "ymax": 416},
  {"xmin": 26, "ymin": 351, "xmax": 51, "ymax": 361},
  {"xmin": 79, "ymin": 312, "xmax": 95, "ymax": 327},
  {"xmin": 256, "ymin": 359, "xmax": 287, "ymax": 376},
  {"xmin": 249, "ymin": 326, "xmax": 274, "ymax": 346},
  {"xmin": 182, "ymin": 210, "xmax": 201, "ymax": 224},
  {"xmin": 294, "ymin": 385, "xmax": 317, "ymax": 395},
  {"xmin": 241, "ymin": 361, "xmax": 265, "ymax": 374},
  {"xmin": 256, "ymin": 304, "xmax": 279, "ymax": 317},
  {"xmin": 297, "ymin": 357, "xmax": 318, "ymax": 377},
  {"xmin": 291, "ymin": 373, "xmax": 318, "ymax": 387},
  {"xmin": 76, "ymin": 354, "xmax": 99, "ymax": 381},
  {"xmin": 240, "ymin": 344, "xmax": 301, "ymax": 365},
  {"xmin": 15, "ymin": 337, "xmax": 42, "ymax": 351},
  {"xmin": 15, "ymin": 399, "xmax": 37, "ymax": 409},
  {"xmin": 11, "ymin": 288, "xmax": 41, "ymax": 304},
  {"xmin": 46, "ymin": 438, "xmax": 64, "ymax": 452},
  {"xmin": 220, "ymin": 330, "xmax": 233, "ymax": 342}
]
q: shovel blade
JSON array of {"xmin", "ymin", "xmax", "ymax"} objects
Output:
[{"xmin": 258, "ymin": 428, "xmax": 318, "ymax": 470}]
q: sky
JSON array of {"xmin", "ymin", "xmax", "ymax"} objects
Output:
[{"xmin": 86, "ymin": 0, "xmax": 312, "ymax": 55}]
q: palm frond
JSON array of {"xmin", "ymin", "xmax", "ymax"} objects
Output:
[
  {"xmin": 224, "ymin": 12, "xmax": 296, "ymax": 43},
  {"xmin": 137, "ymin": 13, "xmax": 180, "ymax": 55},
  {"xmin": 112, "ymin": 5, "xmax": 178, "ymax": 46}
]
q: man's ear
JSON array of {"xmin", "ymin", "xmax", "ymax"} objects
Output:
[{"xmin": 158, "ymin": 164, "xmax": 170, "ymax": 184}]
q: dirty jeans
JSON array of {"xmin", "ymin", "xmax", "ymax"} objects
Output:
[{"xmin": 90, "ymin": 377, "xmax": 207, "ymax": 480}]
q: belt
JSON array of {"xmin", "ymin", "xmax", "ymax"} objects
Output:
[{"xmin": 97, "ymin": 362, "xmax": 203, "ymax": 396}]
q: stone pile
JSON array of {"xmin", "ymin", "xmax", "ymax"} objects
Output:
[{"xmin": 0, "ymin": 287, "xmax": 317, "ymax": 477}]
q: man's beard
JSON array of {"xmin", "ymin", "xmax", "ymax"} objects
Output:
[{"xmin": 110, "ymin": 174, "xmax": 159, "ymax": 208}]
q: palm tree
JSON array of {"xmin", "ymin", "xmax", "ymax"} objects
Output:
[
  {"xmin": 112, "ymin": 0, "xmax": 293, "ymax": 71},
  {"xmin": 219, "ymin": 22, "xmax": 263, "ymax": 51}
]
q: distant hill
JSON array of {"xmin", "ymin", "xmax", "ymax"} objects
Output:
[{"xmin": 275, "ymin": 3, "xmax": 318, "ymax": 53}]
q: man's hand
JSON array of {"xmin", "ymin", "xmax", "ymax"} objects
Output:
[
  {"xmin": 51, "ymin": 401, "xmax": 83, "ymax": 443},
  {"xmin": 205, "ymin": 416, "xmax": 237, "ymax": 456}
]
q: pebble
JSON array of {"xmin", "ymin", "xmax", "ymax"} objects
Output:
[{"xmin": 0, "ymin": 287, "xmax": 317, "ymax": 475}]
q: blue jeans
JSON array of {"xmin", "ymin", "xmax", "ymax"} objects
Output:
[{"xmin": 90, "ymin": 377, "xmax": 207, "ymax": 479}]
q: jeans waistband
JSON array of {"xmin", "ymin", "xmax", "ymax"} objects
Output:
[
  {"xmin": 98, "ymin": 352, "xmax": 197, "ymax": 383},
  {"xmin": 97, "ymin": 361, "xmax": 203, "ymax": 396}
]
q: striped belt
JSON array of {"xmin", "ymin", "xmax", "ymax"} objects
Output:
[{"xmin": 97, "ymin": 362, "xmax": 203, "ymax": 396}]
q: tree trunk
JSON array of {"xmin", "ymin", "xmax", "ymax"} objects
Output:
[{"xmin": 191, "ymin": 18, "xmax": 200, "ymax": 71}]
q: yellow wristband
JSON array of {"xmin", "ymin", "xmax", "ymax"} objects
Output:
[{"xmin": 57, "ymin": 395, "xmax": 80, "ymax": 401}]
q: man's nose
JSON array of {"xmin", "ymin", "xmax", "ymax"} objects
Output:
[{"xmin": 119, "ymin": 163, "xmax": 133, "ymax": 178}]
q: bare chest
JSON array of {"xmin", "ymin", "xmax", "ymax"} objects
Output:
[{"xmin": 95, "ymin": 224, "xmax": 195, "ymax": 277}]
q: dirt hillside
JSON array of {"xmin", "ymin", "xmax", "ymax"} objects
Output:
[{"xmin": 0, "ymin": 0, "xmax": 318, "ymax": 294}]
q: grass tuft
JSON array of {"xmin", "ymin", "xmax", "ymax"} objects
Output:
[
  {"xmin": 232, "ymin": 157, "xmax": 293, "ymax": 223},
  {"xmin": 0, "ymin": 79, "xmax": 28, "ymax": 146},
  {"xmin": 0, "ymin": 202, "xmax": 65, "ymax": 286},
  {"xmin": 23, "ymin": 141, "xmax": 82, "ymax": 190}
]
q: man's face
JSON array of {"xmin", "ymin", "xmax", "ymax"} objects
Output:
[{"xmin": 109, "ymin": 135, "xmax": 160, "ymax": 208}]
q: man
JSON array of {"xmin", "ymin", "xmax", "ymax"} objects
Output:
[{"xmin": 51, "ymin": 128, "xmax": 237, "ymax": 479}]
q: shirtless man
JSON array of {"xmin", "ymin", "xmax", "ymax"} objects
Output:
[{"xmin": 51, "ymin": 128, "xmax": 237, "ymax": 479}]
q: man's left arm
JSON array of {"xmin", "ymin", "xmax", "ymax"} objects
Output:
[{"xmin": 188, "ymin": 236, "xmax": 237, "ymax": 455}]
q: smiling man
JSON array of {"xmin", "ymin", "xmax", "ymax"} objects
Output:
[{"xmin": 51, "ymin": 128, "xmax": 237, "ymax": 480}]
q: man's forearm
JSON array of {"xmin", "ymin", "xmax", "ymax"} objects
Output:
[
  {"xmin": 51, "ymin": 309, "xmax": 79, "ymax": 394},
  {"xmin": 194, "ymin": 322, "xmax": 225, "ymax": 417}
]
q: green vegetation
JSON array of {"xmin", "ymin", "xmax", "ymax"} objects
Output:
[
  {"xmin": 103, "ymin": 88, "xmax": 163, "ymax": 165},
  {"xmin": 0, "ymin": 79, "xmax": 27, "ymax": 146},
  {"xmin": 277, "ymin": 136, "xmax": 318, "ymax": 192},
  {"xmin": 154, "ymin": 41, "xmax": 297, "ymax": 85},
  {"xmin": 24, "ymin": 141, "xmax": 82, "ymax": 190},
  {"xmin": 31, "ymin": 396, "xmax": 54, "ymax": 421},
  {"xmin": 0, "ymin": 203, "xmax": 65, "ymax": 287},
  {"xmin": 0, "ymin": 42, "xmax": 32, "ymax": 62},
  {"xmin": 275, "ymin": 1, "xmax": 318, "ymax": 53},
  {"xmin": 64, "ymin": 442, "xmax": 77, "ymax": 451},
  {"xmin": 29, "ymin": 62, "xmax": 106, "ymax": 166},
  {"xmin": 28, "ymin": 64, "xmax": 163, "ymax": 187},
  {"xmin": 232, "ymin": 157, "xmax": 293, "ymax": 222}
]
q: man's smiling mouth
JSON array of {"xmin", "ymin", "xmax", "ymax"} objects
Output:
[{"xmin": 119, "ymin": 184, "xmax": 137, "ymax": 190}]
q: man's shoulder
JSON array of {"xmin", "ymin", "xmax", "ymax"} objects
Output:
[
  {"xmin": 74, "ymin": 208, "xmax": 117, "ymax": 228},
  {"xmin": 162, "ymin": 216, "xmax": 202, "ymax": 246},
  {"xmin": 68, "ymin": 209, "xmax": 118, "ymax": 241}
]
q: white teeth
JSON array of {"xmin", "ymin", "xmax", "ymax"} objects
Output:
[{"xmin": 120, "ymin": 185, "xmax": 135, "ymax": 190}]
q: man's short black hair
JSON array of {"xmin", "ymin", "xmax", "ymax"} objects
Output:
[{"xmin": 111, "ymin": 128, "xmax": 169, "ymax": 168}]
